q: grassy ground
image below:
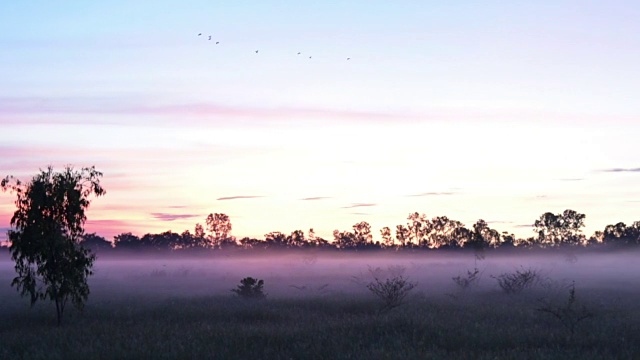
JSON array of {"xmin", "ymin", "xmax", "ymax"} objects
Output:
[
  {"xmin": 1, "ymin": 289, "xmax": 639, "ymax": 359},
  {"xmin": 1, "ymin": 252, "xmax": 639, "ymax": 359}
]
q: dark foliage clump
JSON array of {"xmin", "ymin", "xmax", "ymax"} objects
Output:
[{"xmin": 232, "ymin": 277, "xmax": 267, "ymax": 300}]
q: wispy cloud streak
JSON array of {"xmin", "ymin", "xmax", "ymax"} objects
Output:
[
  {"xmin": 341, "ymin": 203, "xmax": 376, "ymax": 209},
  {"xmin": 217, "ymin": 196, "xmax": 263, "ymax": 201},
  {"xmin": 301, "ymin": 197, "xmax": 331, "ymax": 201},
  {"xmin": 0, "ymin": 97, "xmax": 414, "ymax": 124},
  {"xmin": 601, "ymin": 168, "xmax": 640, "ymax": 173},
  {"xmin": 407, "ymin": 192, "xmax": 456, "ymax": 197},
  {"xmin": 151, "ymin": 213, "xmax": 200, "ymax": 222}
]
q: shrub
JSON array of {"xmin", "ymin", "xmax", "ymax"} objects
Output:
[
  {"xmin": 367, "ymin": 274, "xmax": 416, "ymax": 314},
  {"xmin": 232, "ymin": 277, "xmax": 267, "ymax": 300},
  {"xmin": 536, "ymin": 281, "xmax": 593, "ymax": 340},
  {"xmin": 492, "ymin": 266, "xmax": 541, "ymax": 294},
  {"xmin": 452, "ymin": 267, "xmax": 482, "ymax": 290}
]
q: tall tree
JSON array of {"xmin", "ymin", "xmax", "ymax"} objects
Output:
[
  {"xmin": 205, "ymin": 213, "xmax": 232, "ymax": 248},
  {"xmin": 113, "ymin": 232, "xmax": 141, "ymax": 249},
  {"xmin": 533, "ymin": 209, "xmax": 586, "ymax": 246},
  {"xmin": 395, "ymin": 225, "xmax": 410, "ymax": 248},
  {"xmin": 352, "ymin": 221, "xmax": 373, "ymax": 247},
  {"xmin": 1, "ymin": 166, "xmax": 105, "ymax": 325},
  {"xmin": 380, "ymin": 226, "xmax": 393, "ymax": 248},
  {"xmin": 80, "ymin": 233, "xmax": 112, "ymax": 252}
]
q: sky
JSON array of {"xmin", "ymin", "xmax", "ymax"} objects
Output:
[{"xmin": 1, "ymin": 1, "xmax": 639, "ymax": 242}]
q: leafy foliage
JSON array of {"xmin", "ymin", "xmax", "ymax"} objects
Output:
[
  {"xmin": 232, "ymin": 277, "xmax": 267, "ymax": 300},
  {"xmin": 1, "ymin": 166, "xmax": 105, "ymax": 325}
]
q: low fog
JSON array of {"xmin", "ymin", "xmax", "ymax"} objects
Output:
[{"xmin": 3, "ymin": 249, "xmax": 638, "ymax": 305}]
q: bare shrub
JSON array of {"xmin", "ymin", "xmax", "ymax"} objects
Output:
[
  {"xmin": 231, "ymin": 277, "xmax": 267, "ymax": 300},
  {"xmin": 452, "ymin": 267, "xmax": 482, "ymax": 290},
  {"xmin": 351, "ymin": 265, "xmax": 405, "ymax": 287},
  {"xmin": 536, "ymin": 281, "xmax": 593, "ymax": 340},
  {"xmin": 367, "ymin": 274, "xmax": 417, "ymax": 314},
  {"xmin": 492, "ymin": 266, "xmax": 541, "ymax": 294}
]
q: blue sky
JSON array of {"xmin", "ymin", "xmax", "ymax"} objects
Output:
[{"xmin": 1, "ymin": 1, "xmax": 639, "ymax": 241}]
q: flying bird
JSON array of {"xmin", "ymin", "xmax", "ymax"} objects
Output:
[
  {"xmin": 208, "ymin": 35, "xmax": 212, "ymax": 40},
  {"xmin": 255, "ymin": 50, "xmax": 259, "ymax": 53},
  {"xmin": 347, "ymin": 57, "xmax": 351, "ymax": 60},
  {"xmin": 297, "ymin": 52, "xmax": 301, "ymax": 55},
  {"xmin": 309, "ymin": 56, "xmax": 312, "ymax": 59},
  {"xmin": 216, "ymin": 41, "xmax": 220, "ymax": 44},
  {"xmin": 197, "ymin": 33, "xmax": 202, "ymax": 36}
]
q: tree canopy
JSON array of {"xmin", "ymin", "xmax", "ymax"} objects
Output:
[{"xmin": 1, "ymin": 166, "xmax": 105, "ymax": 325}]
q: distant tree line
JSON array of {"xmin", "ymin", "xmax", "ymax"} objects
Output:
[{"xmin": 14, "ymin": 209, "xmax": 631, "ymax": 253}]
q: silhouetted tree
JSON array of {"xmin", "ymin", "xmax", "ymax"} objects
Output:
[
  {"xmin": 80, "ymin": 233, "xmax": 112, "ymax": 252},
  {"xmin": 265, "ymin": 231, "xmax": 287, "ymax": 248},
  {"xmin": 407, "ymin": 212, "xmax": 427, "ymax": 246},
  {"xmin": 501, "ymin": 232, "xmax": 517, "ymax": 247},
  {"xmin": 352, "ymin": 221, "xmax": 373, "ymax": 247},
  {"xmin": 425, "ymin": 216, "xmax": 465, "ymax": 248},
  {"xmin": 205, "ymin": 213, "xmax": 232, "ymax": 248},
  {"xmin": 380, "ymin": 226, "xmax": 393, "ymax": 248},
  {"xmin": 534, "ymin": 209, "xmax": 586, "ymax": 246},
  {"xmin": 1, "ymin": 166, "xmax": 105, "ymax": 325},
  {"xmin": 287, "ymin": 229, "xmax": 306, "ymax": 247},
  {"xmin": 113, "ymin": 232, "xmax": 141, "ymax": 250},
  {"xmin": 470, "ymin": 219, "xmax": 501, "ymax": 248},
  {"xmin": 395, "ymin": 225, "xmax": 410, "ymax": 248},
  {"xmin": 602, "ymin": 221, "xmax": 640, "ymax": 246},
  {"xmin": 333, "ymin": 229, "xmax": 357, "ymax": 249}
]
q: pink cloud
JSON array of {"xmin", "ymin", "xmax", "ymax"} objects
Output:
[{"xmin": 0, "ymin": 96, "xmax": 416, "ymax": 125}]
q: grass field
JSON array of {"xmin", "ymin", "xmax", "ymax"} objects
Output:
[{"xmin": 1, "ymin": 250, "xmax": 639, "ymax": 359}]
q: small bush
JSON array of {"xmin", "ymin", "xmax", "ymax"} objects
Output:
[
  {"xmin": 452, "ymin": 267, "xmax": 482, "ymax": 290},
  {"xmin": 536, "ymin": 281, "xmax": 593, "ymax": 340},
  {"xmin": 492, "ymin": 266, "xmax": 540, "ymax": 294},
  {"xmin": 232, "ymin": 277, "xmax": 267, "ymax": 300},
  {"xmin": 367, "ymin": 274, "xmax": 416, "ymax": 314}
]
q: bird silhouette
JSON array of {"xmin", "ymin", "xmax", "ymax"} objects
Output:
[
  {"xmin": 309, "ymin": 56, "xmax": 312, "ymax": 59},
  {"xmin": 208, "ymin": 35, "xmax": 212, "ymax": 40},
  {"xmin": 255, "ymin": 50, "xmax": 259, "ymax": 53},
  {"xmin": 297, "ymin": 52, "xmax": 301, "ymax": 55},
  {"xmin": 216, "ymin": 41, "xmax": 220, "ymax": 44},
  {"xmin": 347, "ymin": 57, "xmax": 351, "ymax": 60},
  {"xmin": 197, "ymin": 33, "xmax": 202, "ymax": 36}
]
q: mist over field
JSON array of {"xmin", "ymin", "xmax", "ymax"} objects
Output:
[{"xmin": 3, "ymin": 249, "xmax": 638, "ymax": 304}]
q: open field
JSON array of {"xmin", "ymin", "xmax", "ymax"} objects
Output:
[{"xmin": 1, "ymin": 250, "xmax": 640, "ymax": 359}]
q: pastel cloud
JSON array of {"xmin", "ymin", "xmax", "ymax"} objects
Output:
[
  {"xmin": 151, "ymin": 213, "xmax": 200, "ymax": 222},
  {"xmin": 0, "ymin": 96, "xmax": 414, "ymax": 125},
  {"xmin": 341, "ymin": 203, "xmax": 376, "ymax": 209},
  {"xmin": 601, "ymin": 168, "xmax": 640, "ymax": 173},
  {"xmin": 217, "ymin": 196, "xmax": 263, "ymax": 201},
  {"xmin": 407, "ymin": 192, "xmax": 456, "ymax": 197}
]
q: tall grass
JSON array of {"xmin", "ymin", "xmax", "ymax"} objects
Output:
[{"xmin": 1, "ymin": 288, "xmax": 638, "ymax": 359}]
